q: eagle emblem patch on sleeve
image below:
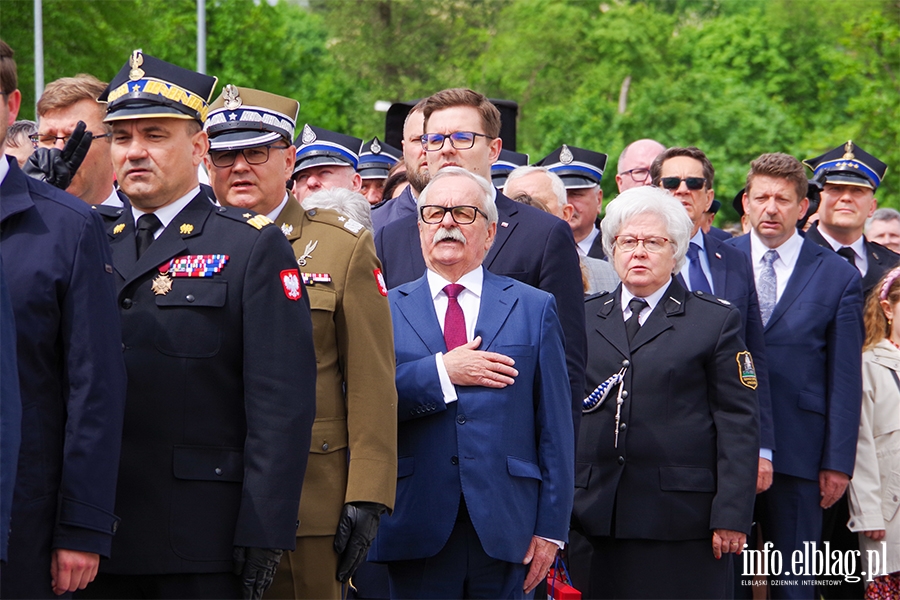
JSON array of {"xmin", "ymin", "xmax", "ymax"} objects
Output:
[
  {"xmin": 374, "ymin": 268, "xmax": 388, "ymax": 297},
  {"xmin": 281, "ymin": 269, "xmax": 302, "ymax": 300},
  {"xmin": 736, "ymin": 351, "xmax": 757, "ymax": 389}
]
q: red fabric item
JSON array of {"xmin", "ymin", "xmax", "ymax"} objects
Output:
[{"xmin": 443, "ymin": 283, "xmax": 466, "ymax": 350}]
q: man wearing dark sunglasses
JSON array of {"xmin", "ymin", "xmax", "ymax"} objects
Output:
[
  {"xmin": 615, "ymin": 138, "xmax": 664, "ymax": 193},
  {"xmin": 31, "ymin": 74, "xmax": 126, "ymax": 221},
  {"xmin": 651, "ymin": 146, "xmax": 775, "ymax": 501}
]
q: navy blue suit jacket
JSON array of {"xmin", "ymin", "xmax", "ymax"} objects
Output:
[
  {"xmin": 727, "ymin": 234, "xmax": 864, "ymax": 480},
  {"xmin": 804, "ymin": 223, "xmax": 900, "ymax": 296},
  {"xmin": 679, "ymin": 233, "xmax": 775, "ymax": 451},
  {"xmin": 374, "ymin": 191, "xmax": 586, "ymax": 444},
  {"xmin": 370, "ymin": 270, "xmax": 574, "ymax": 564},
  {"xmin": 0, "ymin": 259, "xmax": 20, "ymax": 563},
  {"xmin": 372, "ymin": 185, "xmax": 417, "ymax": 233},
  {"xmin": 0, "ymin": 158, "xmax": 127, "ymax": 594}
]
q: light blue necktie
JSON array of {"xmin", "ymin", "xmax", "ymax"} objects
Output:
[
  {"xmin": 687, "ymin": 242, "xmax": 712, "ymax": 294},
  {"xmin": 758, "ymin": 249, "xmax": 779, "ymax": 326}
]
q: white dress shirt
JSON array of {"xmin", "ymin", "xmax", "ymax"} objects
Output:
[
  {"xmin": 749, "ymin": 229, "xmax": 803, "ymax": 303},
  {"xmin": 577, "ymin": 226, "xmax": 601, "ymax": 257},
  {"xmin": 816, "ymin": 227, "xmax": 868, "ymax": 278},
  {"xmin": 620, "ymin": 280, "xmax": 670, "ymax": 325}
]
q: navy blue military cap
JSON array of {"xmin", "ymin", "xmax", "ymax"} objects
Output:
[
  {"xmin": 536, "ymin": 144, "xmax": 608, "ymax": 189},
  {"xmin": 100, "ymin": 50, "xmax": 217, "ymax": 123},
  {"xmin": 357, "ymin": 137, "xmax": 401, "ymax": 180},
  {"xmin": 205, "ymin": 85, "xmax": 299, "ymax": 151},
  {"xmin": 803, "ymin": 141, "xmax": 887, "ymax": 190},
  {"xmin": 491, "ymin": 149, "xmax": 530, "ymax": 188},
  {"xmin": 293, "ymin": 124, "xmax": 363, "ymax": 176}
]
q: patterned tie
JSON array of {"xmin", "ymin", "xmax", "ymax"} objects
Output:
[
  {"xmin": 443, "ymin": 284, "xmax": 467, "ymax": 351},
  {"xmin": 135, "ymin": 213, "xmax": 162, "ymax": 259},
  {"xmin": 837, "ymin": 246, "xmax": 856, "ymax": 268},
  {"xmin": 758, "ymin": 249, "xmax": 779, "ymax": 326},
  {"xmin": 625, "ymin": 297, "xmax": 648, "ymax": 345},
  {"xmin": 687, "ymin": 242, "xmax": 713, "ymax": 294}
]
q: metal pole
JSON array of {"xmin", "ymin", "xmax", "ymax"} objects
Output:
[
  {"xmin": 34, "ymin": 0, "xmax": 44, "ymax": 110},
  {"xmin": 197, "ymin": 0, "xmax": 206, "ymax": 74}
]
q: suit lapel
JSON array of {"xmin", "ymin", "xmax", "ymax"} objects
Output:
[
  {"xmin": 484, "ymin": 193, "xmax": 518, "ymax": 268},
  {"xmin": 395, "ymin": 276, "xmax": 446, "ymax": 355},
  {"xmin": 113, "ymin": 193, "xmax": 212, "ymax": 289},
  {"xmin": 705, "ymin": 233, "xmax": 728, "ymax": 295},
  {"xmin": 474, "ymin": 271, "xmax": 516, "ymax": 350},
  {"xmin": 593, "ymin": 285, "xmax": 630, "ymax": 359},
  {"xmin": 765, "ymin": 238, "xmax": 822, "ymax": 330}
]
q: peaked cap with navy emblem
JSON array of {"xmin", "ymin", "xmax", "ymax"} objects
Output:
[
  {"xmin": 205, "ymin": 85, "xmax": 299, "ymax": 151},
  {"xmin": 357, "ymin": 136, "xmax": 401, "ymax": 180},
  {"xmin": 100, "ymin": 50, "xmax": 217, "ymax": 123},
  {"xmin": 491, "ymin": 149, "xmax": 530, "ymax": 188},
  {"xmin": 536, "ymin": 144, "xmax": 608, "ymax": 189},
  {"xmin": 804, "ymin": 141, "xmax": 887, "ymax": 190},
  {"xmin": 293, "ymin": 124, "xmax": 363, "ymax": 176}
]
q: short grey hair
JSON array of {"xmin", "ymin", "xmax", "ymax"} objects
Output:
[
  {"xmin": 601, "ymin": 185, "xmax": 693, "ymax": 272},
  {"xmin": 504, "ymin": 166, "xmax": 567, "ymax": 207},
  {"xmin": 301, "ymin": 187, "xmax": 373, "ymax": 233},
  {"xmin": 867, "ymin": 207, "xmax": 900, "ymax": 231},
  {"xmin": 417, "ymin": 166, "xmax": 498, "ymax": 226}
]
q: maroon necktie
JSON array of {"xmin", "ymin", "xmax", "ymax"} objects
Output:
[{"xmin": 443, "ymin": 284, "xmax": 467, "ymax": 351}]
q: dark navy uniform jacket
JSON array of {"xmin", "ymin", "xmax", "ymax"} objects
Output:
[
  {"xmin": 100, "ymin": 190, "xmax": 317, "ymax": 575},
  {"xmin": 374, "ymin": 191, "xmax": 587, "ymax": 444},
  {"xmin": 805, "ymin": 222, "xmax": 900, "ymax": 296},
  {"xmin": 0, "ymin": 259, "xmax": 20, "ymax": 563},
  {"xmin": 0, "ymin": 158, "xmax": 127, "ymax": 596}
]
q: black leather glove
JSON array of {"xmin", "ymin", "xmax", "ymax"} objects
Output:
[
  {"xmin": 22, "ymin": 120, "xmax": 92, "ymax": 189},
  {"xmin": 233, "ymin": 546, "xmax": 283, "ymax": 599},
  {"xmin": 334, "ymin": 501, "xmax": 386, "ymax": 583}
]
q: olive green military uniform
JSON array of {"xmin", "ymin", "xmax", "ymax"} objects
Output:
[{"xmin": 267, "ymin": 199, "xmax": 397, "ymax": 599}]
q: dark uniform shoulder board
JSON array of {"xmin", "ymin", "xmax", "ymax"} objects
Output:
[
  {"xmin": 736, "ymin": 351, "xmax": 757, "ymax": 390},
  {"xmin": 693, "ymin": 291, "xmax": 729, "ymax": 306}
]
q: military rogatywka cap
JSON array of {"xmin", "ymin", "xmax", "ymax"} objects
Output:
[
  {"xmin": 100, "ymin": 50, "xmax": 217, "ymax": 123},
  {"xmin": 357, "ymin": 137, "xmax": 401, "ymax": 180},
  {"xmin": 536, "ymin": 144, "xmax": 608, "ymax": 189},
  {"xmin": 204, "ymin": 85, "xmax": 299, "ymax": 151},
  {"xmin": 293, "ymin": 124, "xmax": 363, "ymax": 176},
  {"xmin": 803, "ymin": 141, "xmax": 887, "ymax": 190},
  {"xmin": 491, "ymin": 149, "xmax": 530, "ymax": 188}
]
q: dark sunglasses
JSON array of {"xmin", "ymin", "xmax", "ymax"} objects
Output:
[{"xmin": 660, "ymin": 176, "xmax": 706, "ymax": 191}]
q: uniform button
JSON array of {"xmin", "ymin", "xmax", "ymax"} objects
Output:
[
  {"xmin": 322, "ymin": 443, "xmax": 329, "ymax": 451},
  {"xmin": 456, "ymin": 414, "xmax": 466, "ymax": 424},
  {"xmin": 619, "ymin": 423, "xmax": 627, "ymax": 431},
  {"xmin": 617, "ymin": 456, "xmax": 625, "ymax": 465},
  {"xmin": 621, "ymin": 390, "xmax": 628, "ymax": 398},
  {"xmin": 186, "ymin": 294, "xmax": 195, "ymax": 302},
  {"xmin": 215, "ymin": 467, "xmax": 223, "ymax": 476},
  {"xmin": 112, "ymin": 520, "xmax": 119, "ymax": 533},
  {"xmin": 121, "ymin": 298, "xmax": 133, "ymax": 309},
  {"xmin": 451, "ymin": 456, "xmax": 458, "ymax": 465},
  {"xmin": 121, "ymin": 343, "xmax": 126, "ymax": 352},
  {"xmin": 895, "ymin": 496, "xmax": 899, "ymax": 502}
]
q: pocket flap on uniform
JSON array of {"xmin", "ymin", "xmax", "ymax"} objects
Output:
[
  {"xmin": 397, "ymin": 456, "xmax": 415, "ymax": 478},
  {"xmin": 156, "ymin": 280, "xmax": 227, "ymax": 307},
  {"xmin": 507, "ymin": 456, "xmax": 542, "ymax": 480},
  {"xmin": 798, "ymin": 392, "xmax": 826, "ymax": 415},
  {"xmin": 575, "ymin": 462, "xmax": 593, "ymax": 489},
  {"xmin": 309, "ymin": 418, "xmax": 348, "ymax": 454},
  {"xmin": 307, "ymin": 287, "xmax": 336, "ymax": 312},
  {"xmin": 173, "ymin": 445, "xmax": 243, "ymax": 482},
  {"xmin": 659, "ymin": 466, "xmax": 715, "ymax": 492}
]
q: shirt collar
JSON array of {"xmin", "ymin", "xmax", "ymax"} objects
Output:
[
  {"xmin": 131, "ymin": 186, "xmax": 200, "ymax": 229},
  {"xmin": 816, "ymin": 227, "xmax": 866, "ymax": 261},
  {"xmin": 427, "ymin": 266, "xmax": 484, "ymax": 300},
  {"xmin": 101, "ymin": 188, "xmax": 123, "ymax": 207},
  {"xmin": 750, "ymin": 227, "xmax": 803, "ymax": 264},
  {"xmin": 0, "ymin": 155, "xmax": 10, "ymax": 186},
  {"xmin": 690, "ymin": 229, "xmax": 705, "ymax": 250},
  {"xmin": 620, "ymin": 277, "xmax": 671, "ymax": 315},
  {"xmin": 267, "ymin": 193, "xmax": 291, "ymax": 222}
]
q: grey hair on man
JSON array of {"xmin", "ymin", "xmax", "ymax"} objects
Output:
[
  {"xmin": 867, "ymin": 207, "xmax": 900, "ymax": 230},
  {"xmin": 504, "ymin": 166, "xmax": 567, "ymax": 208},
  {"xmin": 302, "ymin": 187, "xmax": 374, "ymax": 232},
  {"xmin": 417, "ymin": 166, "xmax": 498, "ymax": 226},
  {"xmin": 601, "ymin": 185, "xmax": 693, "ymax": 271}
]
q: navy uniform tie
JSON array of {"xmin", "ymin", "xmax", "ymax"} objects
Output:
[
  {"xmin": 625, "ymin": 297, "xmax": 648, "ymax": 344},
  {"xmin": 135, "ymin": 213, "xmax": 162, "ymax": 259}
]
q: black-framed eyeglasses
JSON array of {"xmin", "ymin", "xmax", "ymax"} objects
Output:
[
  {"xmin": 207, "ymin": 144, "xmax": 289, "ymax": 168},
  {"xmin": 420, "ymin": 205, "xmax": 488, "ymax": 225},
  {"xmin": 614, "ymin": 235, "xmax": 671, "ymax": 253},
  {"xmin": 29, "ymin": 132, "xmax": 112, "ymax": 146},
  {"xmin": 421, "ymin": 131, "xmax": 494, "ymax": 152},
  {"xmin": 621, "ymin": 168, "xmax": 650, "ymax": 182},
  {"xmin": 660, "ymin": 176, "xmax": 706, "ymax": 191}
]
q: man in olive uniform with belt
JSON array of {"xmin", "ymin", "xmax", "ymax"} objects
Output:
[
  {"xmin": 85, "ymin": 53, "xmax": 317, "ymax": 600},
  {"xmin": 203, "ymin": 85, "xmax": 397, "ymax": 599}
]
